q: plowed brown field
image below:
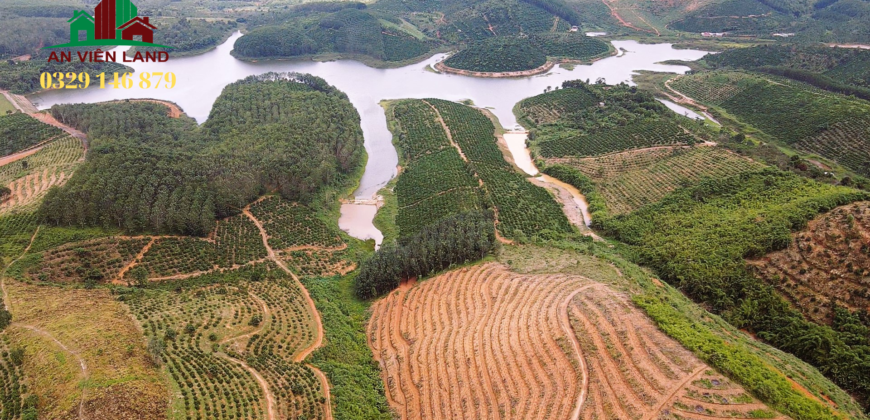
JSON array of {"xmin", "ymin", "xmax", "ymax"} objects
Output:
[{"xmin": 368, "ymin": 263, "xmax": 785, "ymax": 420}]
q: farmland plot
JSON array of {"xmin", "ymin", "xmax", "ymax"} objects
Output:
[
  {"xmin": 126, "ymin": 266, "xmax": 327, "ymax": 420},
  {"xmin": 749, "ymin": 201, "xmax": 870, "ymax": 325},
  {"xmin": 0, "ymin": 136, "xmax": 84, "ymax": 215},
  {"xmin": 368, "ymin": 263, "xmax": 781, "ymax": 419},
  {"xmin": 550, "ymin": 146, "xmax": 766, "ymax": 214}
]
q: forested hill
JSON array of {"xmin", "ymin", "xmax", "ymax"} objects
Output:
[{"xmin": 39, "ymin": 73, "xmax": 364, "ymax": 236}]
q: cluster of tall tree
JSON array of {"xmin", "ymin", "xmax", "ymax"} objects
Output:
[
  {"xmin": 39, "ymin": 73, "xmax": 364, "ymax": 236},
  {"xmin": 233, "ymin": 8, "xmax": 430, "ymax": 62},
  {"xmin": 355, "ymin": 211, "xmax": 497, "ymax": 299},
  {"xmin": 0, "ymin": 49, "xmax": 129, "ymax": 94}
]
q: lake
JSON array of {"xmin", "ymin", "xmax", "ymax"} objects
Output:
[{"xmin": 31, "ymin": 32, "xmax": 709, "ymax": 244}]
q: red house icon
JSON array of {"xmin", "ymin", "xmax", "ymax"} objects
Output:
[
  {"xmin": 119, "ymin": 17, "xmax": 156, "ymax": 43},
  {"xmin": 93, "ymin": 0, "xmax": 155, "ymax": 43}
]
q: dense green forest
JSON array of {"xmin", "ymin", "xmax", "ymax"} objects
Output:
[
  {"xmin": 136, "ymin": 18, "xmax": 239, "ymax": 56},
  {"xmin": 518, "ymin": 80, "xmax": 703, "ymax": 158},
  {"xmin": 39, "ymin": 73, "xmax": 364, "ymax": 236},
  {"xmin": 665, "ymin": 0, "xmax": 870, "ymax": 42},
  {"xmin": 233, "ymin": 7, "xmax": 432, "ymax": 63},
  {"xmin": 598, "ymin": 170, "xmax": 870, "ymax": 409},
  {"xmin": 355, "ymin": 211, "xmax": 497, "ymax": 299},
  {"xmin": 0, "ymin": 50, "xmax": 130, "ymax": 95}
]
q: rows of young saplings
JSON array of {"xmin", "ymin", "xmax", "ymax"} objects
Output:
[
  {"xmin": 569, "ymin": 285, "xmax": 781, "ymax": 419},
  {"xmin": 283, "ymin": 249, "xmax": 355, "ymax": 278},
  {"xmin": 29, "ymin": 237, "xmax": 149, "ymax": 283},
  {"xmin": 797, "ymin": 118, "xmax": 870, "ymax": 177},
  {"xmin": 0, "ymin": 167, "xmax": 73, "ymax": 215},
  {"xmin": 529, "ymin": 33, "xmax": 611, "ymax": 60},
  {"xmin": 674, "ymin": 71, "xmax": 870, "ymax": 175},
  {"xmin": 133, "ymin": 214, "xmax": 267, "ymax": 278},
  {"xmin": 249, "ymin": 196, "xmax": 344, "ymax": 249},
  {"xmin": 0, "ymin": 336, "xmax": 26, "ymax": 420},
  {"xmin": 564, "ymin": 146, "xmax": 766, "ymax": 214},
  {"xmin": 669, "ymin": 72, "xmax": 751, "ymax": 104},
  {"xmin": 127, "ymin": 268, "xmax": 324, "ymax": 419},
  {"xmin": 538, "ymin": 119, "xmax": 696, "ymax": 158},
  {"xmin": 429, "ymin": 99, "xmax": 574, "ymax": 238},
  {"xmin": 0, "ymin": 113, "xmax": 64, "ymax": 157},
  {"xmin": 0, "ymin": 212, "xmax": 37, "ymax": 259},
  {"xmin": 518, "ymin": 88, "xmax": 599, "ymax": 125},
  {"xmin": 443, "ymin": 37, "xmax": 547, "ymax": 73},
  {"xmin": 389, "ymin": 100, "xmax": 486, "ymax": 236},
  {"xmin": 749, "ymin": 202, "xmax": 870, "ymax": 325},
  {"xmin": 0, "ymin": 136, "xmax": 83, "ymax": 188},
  {"xmin": 367, "ymin": 264, "xmax": 587, "ymax": 419}
]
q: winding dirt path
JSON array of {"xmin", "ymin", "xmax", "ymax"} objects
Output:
[
  {"xmin": 218, "ymin": 353, "xmax": 277, "ymax": 420},
  {"xmin": 1, "ymin": 226, "xmax": 89, "ymax": 420},
  {"xmin": 640, "ymin": 366, "xmax": 707, "ymax": 420},
  {"xmin": 242, "ymin": 199, "xmax": 333, "ymax": 419},
  {"xmin": 560, "ymin": 285, "xmax": 597, "ymax": 420},
  {"xmin": 114, "ymin": 238, "xmax": 156, "ymax": 282},
  {"xmin": 0, "ymin": 145, "xmax": 44, "ymax": 167}
]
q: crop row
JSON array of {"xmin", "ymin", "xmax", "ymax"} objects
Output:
[
  {"xmin": 390, "ymin": 100, "xmax": 486, "ymax": 236},
  {"xmin": 282, "ymin": 249, "xmax": 356, "ymax": 278},
  {"xmin": 518, "ymin": 87, "xmax": 599, "ymax": 126},
  {"xmin": 390, "ymin": 100, "xmax": 452, "ymax": 161},
  {"xmin": 395, "ymin": 149, "xmax": 479, "ymax": 208},
  {"xmin": 249, "ymin": 196, "xmax": 344, "ymax": 250},
  {"xmin": 126, "ymin": 268, "xmax": 325, "ymax": 419},
  {"xmin": 561, "ymin": 146, "xmax": 766, "ymax": 214},
  {"xmin": 30, "ymin": 237, "xmax": 150, "ymax": 283},
  {"xmin": 0, "ymin": 136, "xmax": 83, "ymax": 187},
  {"xmin": 537, "ymin": 119, "xmax": 696, "ymax": 158},
  {"xmin": 428, "ymin": 99, "xmax": 573, "ymax": 238},
  {"xmin": 0, "ymin": 113, "xmax": 64, "ymax": 158},
  {"xmin": 0, "ymin": 336, "xmax": 25, "ymax": 420},
  {"xmin": 132, "ymin": 214, "xmax": 268, "ymax": 279},
  {"xmin": 796, "ymin": 117, "xmax": 870, "ymax": 176}
]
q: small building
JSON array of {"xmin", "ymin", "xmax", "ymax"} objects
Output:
[
  {"xmin": 570, "ymin": 26, "xmax": 579, "ymax": 32},
  {"xmin": 701, "ymin": 32, "xmax": 725, "ymax": 37},
  {"xmin": 68, "ymin": 10, "xmax": 95, "ymax": 43},
  {"xmin": 772, "ymin": 33, "xmax": 795, "ymax": 37},
  {"xmin": 118, "ymin": 16, "xmax": 156, "ymax": 43}
]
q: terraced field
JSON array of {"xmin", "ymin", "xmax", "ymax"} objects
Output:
[
  {"xmin": 0, "ymin": 136, "xmax": 85, "ymax": 215},
  {"xmin": 748, "ymin": 201, "xmax": 870, "ymax": 325},
  {"xmin": 549, "ymin": 146, "xmax": 766, "ymax": 214},
  {"xmin": 126, "ymin": 266, "xmax": 326, "ymax": 420},
  {"xmin": 368, "ymin": 263, "xmax": 781, "ymax": 420}
]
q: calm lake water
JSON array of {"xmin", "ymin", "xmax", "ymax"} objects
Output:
[{"xmin": 31, "ymin": 32, "xmax": 709, "ymax": 244}]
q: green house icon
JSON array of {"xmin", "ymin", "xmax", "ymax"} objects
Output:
[{"xmin": 68, "ymin": 10, "xmax": 95, "ymax": 43}]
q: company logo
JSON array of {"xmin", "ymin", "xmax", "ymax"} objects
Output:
[{"xmin": 45, "ymin": 0, "xmax": 170, "ymax": 49}]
